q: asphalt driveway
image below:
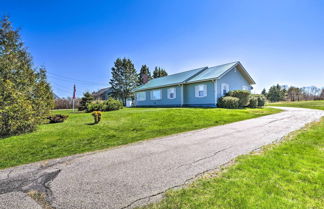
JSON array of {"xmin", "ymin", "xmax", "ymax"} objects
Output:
[{"xmin": 0, "ymin": 107, "xmax": 323, "ymax": 209}]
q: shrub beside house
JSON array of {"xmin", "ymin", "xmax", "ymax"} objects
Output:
[{"xmin": 218, "ymin": 90, "xmax": 266, "ymax": 109}]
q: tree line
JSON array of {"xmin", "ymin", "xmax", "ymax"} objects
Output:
[
  {"xmin": 109, "ymin": 58, "xmax": 168, "ymax": 104},
  {"xmin": 261, "ymin": 84, "xmax": 324, "ymax": 102},
  {"xmin": 66, "ymin": 58, "xmax": 169, "ymax": 109}
]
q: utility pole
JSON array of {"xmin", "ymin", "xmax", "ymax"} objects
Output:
[{"xmin": 72, "ymin": 84, "xmax": 76, "ymax": 112}]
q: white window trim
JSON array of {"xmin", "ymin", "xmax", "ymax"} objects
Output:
[
  {"xmin": 137, "ymin": 92, "xmax": 146, "ymax": 101},
  {"xmin": 150, "ymin": 89, "xmax": 162, "ymax": 100},
  {"xmin": 167, "ymin": 87, "xmax": 176, "ymax": 99},
  {"xmin": 221, "ymin": 83, "xmax": 229, "ymax": 96},
  {"xmin": 195, "ymin": 84, "xmax": 207, "ymax": 98}
]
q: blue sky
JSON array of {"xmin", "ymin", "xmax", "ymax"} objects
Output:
[{"xmin": 2, "ymin": 0, "xmax": 324, "ymax": 97}]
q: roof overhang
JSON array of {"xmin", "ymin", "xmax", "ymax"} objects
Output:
[
  {"xmin": 218, "ymin": 61, "xmax": 256, "ymax": 85},
  {"xmin": 134, "ymin": 82, "xmax": 183, "ymax": 92}
]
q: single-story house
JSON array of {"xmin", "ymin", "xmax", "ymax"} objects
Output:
[
  {"xmin": 93, "ymin": 87, "xmax": 114, "ymax": 100},
  {"xmin": 134, "ymin": 61, "xmax": 255, "ymax": 107}
]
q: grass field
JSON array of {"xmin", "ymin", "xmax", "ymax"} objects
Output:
[
  {"xmin": 0, "ymin": 107, "xmax": 280, "ymax": 169},
  {"xmin": 143, "ymin": 117, "xmax": 324, "ymax": 209},
  {"xmin": 268, "ymin": 100, "xmax": 324, "ymax": 110}
]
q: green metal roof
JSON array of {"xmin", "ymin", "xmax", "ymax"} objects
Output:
[
  {"xmin": 134, "ymin": 61, "xmax": 255, "ymax": 92},
  {"xmin": 135, "ymin": 66, "xmax": 207, "ymax": 91},
  {"xmin": 185, "ymin": 62, "xmax": 237, "ymax": 83}
]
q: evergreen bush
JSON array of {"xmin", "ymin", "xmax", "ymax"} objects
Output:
[
  {"xmin": 256, "ymin": 94, "xmax": 266, "ymax": 107},
  {"xmin": 78, "ymin": 92, "xmax": 94, "ymax": 111},
  {"xmin": 86, "ymin": 98, "xmax": 123, "ymax": 112},
  {"xmin": 227, "ymin": 90, "xmax": 251, "ymax": 108},
  {"xmin": 217, "ymin": 96, "xmax": 240, "ymax": 109},
  {"xmin": 248, "ymin": 96, "xmax": 258, "ymax": 108}
]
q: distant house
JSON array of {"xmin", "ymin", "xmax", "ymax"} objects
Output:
[
  {"xmin": 93, "ymin": 87, "xmax": 114, "ymax": 100},
  {"xmin": 134, "ymin": 61, "xmax": 255, "ymax": 107},
  {"xmin": 92, "ymin": 87, "xmax": 133, "ymax": 107}
]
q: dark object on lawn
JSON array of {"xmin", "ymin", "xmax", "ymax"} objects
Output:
[
  {"xmin": 47, "ymin": 114, "xmax": 69, "ymax": 123},
  {"xmin": 92, "ymin": 111, "xmax": 102, "ymax": 124}
]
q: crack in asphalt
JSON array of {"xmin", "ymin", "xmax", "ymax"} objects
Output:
[
  {"xmin": 6, "ymin": 168, "xmax": 15, "ymax": 179},
  {"xmin": 192, "ymin": 146, "xmax": 231, "ymax": 164},
  {"xmin": 0, "ymin": 168, "xmax": 61, "ymax": 209},
  {"xmin": 121, "ymin": 159, "xmax": 233, "ymax": 209},
  {"xmin": 120, "ymin": 134, "xmax": 291, "ymax": 209},
  {"xmin": 171, "ymin": 146, "xmax": 231, "ymax": 171}
]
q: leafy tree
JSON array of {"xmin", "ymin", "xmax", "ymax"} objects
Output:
[
  {"xmin": 0, "ymin": 16, "xmax": 53, "ymax": 136},
  {"xmin": 78, "ymin": 92, "xmax": 94, "ymax": 111},
  {"xmin": 138, "ymin": 64, "xmax": 152, "ymax": 85},
  {"xmin": 153, "ymin": 67, "xmax": 168, "ymax": 78},
  {"xmin": 319, "ymin": 89, "xmax": 324, "ymax": 100},
  {"xmin": 109, "ymin": 58, "xmax": 138, "ymax": 105},
  {"xmin": 266, "ymin": 84, "xmax": 285, "ymax": 102},
  {"xmin": 287, "ymin": 86, "xmax": 302, "ymax": 101}
]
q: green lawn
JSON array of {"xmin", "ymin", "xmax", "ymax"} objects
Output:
[
  {"xmin": 0, "ymin": 107, "xmax": 280, "ymax": 169},
  {"xmin": 268, "ymin": 100, "xmax": 324, "ymax": 110},
  {"xmin": 143, "ymin": 117, "xmax": 324, "ymax": 209}
]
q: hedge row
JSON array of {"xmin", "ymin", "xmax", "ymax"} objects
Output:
[
  {"xmin": 217, "ymin": 90, "xmax": 266, "ymax": 109},
  {"xmin": 86, "ymin": 98, "xmax": 123, "ymax": 112}
]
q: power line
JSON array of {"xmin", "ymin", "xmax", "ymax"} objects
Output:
[
  {"xmin": 48, "ymin": 77, "xmax": 100, "ymax": 88},
  {"xmin": 50, "ymin": 81, "xmax": 77, "ymax": 93},
  {"xmin": 51, "ymin": 86, "xmax": 73, "ymax": 95},
  {"xmin": 47, "ymin": 71, "xmax": 107, "ymax": 86}
]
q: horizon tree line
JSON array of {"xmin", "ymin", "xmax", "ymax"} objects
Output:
[{"xmin": 261, "ymin": 84, "xmax": 324, "ymax": 102}]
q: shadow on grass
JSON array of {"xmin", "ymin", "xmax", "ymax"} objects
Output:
[{"xmin": 85, "ymin": 122, "xmax": 97, "ymax": 125}]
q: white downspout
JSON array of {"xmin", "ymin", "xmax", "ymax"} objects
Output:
[{"xmin": 214, "ymin": 79, "xmax": 218, "ymax": 107}]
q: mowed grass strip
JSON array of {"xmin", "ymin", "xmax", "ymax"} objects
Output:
[
  {"xmin": 268, "ymin": 100, "xmax": 324, "ymax": 110},
  {"xmin": 0, "ymin": 107, "xmax": 280, "ymax": 169},
  {"xmin": 142, "ymin": 117, "xmax": 324, "ymax": 209}
]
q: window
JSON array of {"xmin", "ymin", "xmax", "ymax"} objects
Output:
[
  {"xmin": 167, "ymin": 88, "xmax": 176, "ymax": 99},
  {"xmin": 136, "ymin": 92, "xmax": 146, "ymax": 101},
  {"xmin": 195, "ymin": 84, "xmax": 207, "ymax": 97},
  {"xmin": 242, "ymin": 85, "xmax": 249, "ymax": 90},
  {"xmin": 221, "ymin": 83, "xmax": 229, "ymax": 96},
  {"xmin": 151, "ymin": 89, "xmax": 162, "ymax": 100}
]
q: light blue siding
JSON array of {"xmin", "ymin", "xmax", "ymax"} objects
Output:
[
  {"xmin": 135, "ymin": 85, "xmax": 182, "ymax": 107},
  {"xmin": 183, "ymin": 81, "xmax": 216, "ymax": 107},
  {"xmin": 135, "ymin": 65, "xmax": 254, "ymax": 107},
  {"xmin": 135, "ymin": 81, "xmax": 216, "ymax": 107},
  {"xmin": 216, "ymin": 67, "xmax": 251, "ymax": 99}
]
